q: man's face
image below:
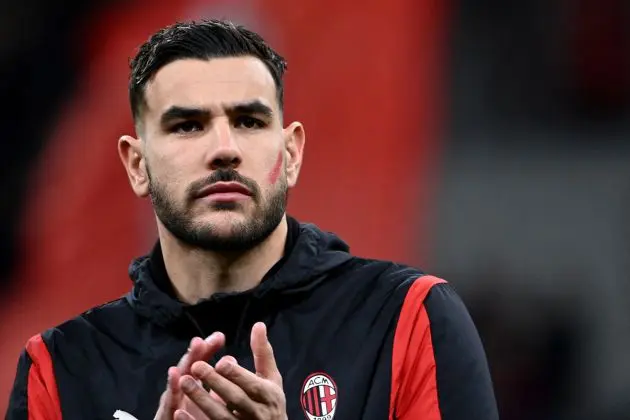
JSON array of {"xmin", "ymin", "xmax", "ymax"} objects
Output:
[{"xmin": 120, "ymin": 57, "xmax": 304, "ymax": 251}]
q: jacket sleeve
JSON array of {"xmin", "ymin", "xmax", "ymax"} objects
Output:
[
  {"xmin": 389, "ymin": 276, "xmax": 499, "ymax": 420},
  {"xmin": 5, "ymin": 335, "xmax": 62, "ymax": 420}
]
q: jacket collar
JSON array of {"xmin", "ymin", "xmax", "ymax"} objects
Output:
[{"xmin": 125, "ymin": 216, "xmax": 352, "ymax": 329}]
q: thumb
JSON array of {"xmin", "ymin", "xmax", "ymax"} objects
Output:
[{"xmin": 251, "ymin": 322, "xmax": 280, "ymax": 383}]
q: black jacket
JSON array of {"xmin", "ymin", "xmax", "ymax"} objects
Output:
[{"xmin": 6, "ymin": 218, "xmax": 498, "ymax": 420}]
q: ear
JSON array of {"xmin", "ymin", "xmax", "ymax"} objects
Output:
[
  {"xmin": 282, "ymin": 122, "xmax": 305, "ymax": 188},
  {"xmin": 118, "ymin": 135, "xmax": 150, "ymax": 197}
]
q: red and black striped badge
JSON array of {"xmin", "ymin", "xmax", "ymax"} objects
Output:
[{"xmin": 300, "ymin": 372, "xmax": 338, "ymax": 420}]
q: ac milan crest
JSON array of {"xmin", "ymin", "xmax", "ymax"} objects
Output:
[{"xmin": 300, "ymin": 372, "xmax": 338, "ymax": 420}]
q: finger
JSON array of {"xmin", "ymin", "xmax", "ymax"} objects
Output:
[
  {"xmin": 154, "ymin": 367, "xmax": 181, "ymax": 419},
  {"xmin": 209, "ymin": 356, "xmax": 238, "ymax": 403},
  {"xmin": 166, "ymin": 367, "xmax": 183, "ymax": 409},
  {"xmin": 220, "ymin": 355, "xmax": 238, "ymax": 365},
  {"xmin": 250, "ymin": 322, "xmax": 281, "ymax": 382},
  {"xmin": 180, "ymin": 375, "xmax": 237, "ymax": 419},
  {"xmin": 177, "ymin": 333, "xmax": 225, "ymax": 373},
  {"xmin": 201, "ymin": 331, "xmax": 226, "ymax": 359},
  {"xmin": 177, "ymin": 337, "xmax": 204, "ymax": 373},
  {"xmin": 215, "ymin": 358, "xmax": 275, "ymax": 403},
  {"xmin": 173, "ymin": 409, "xmax": 195, "ymax": 420},
  {"xmin": 178, "ymin": 332, "xmax": 225, "ymax": 373},
  {"xmin": 191, "ymin": 361, "xmax": 257, "ymax": 416}
]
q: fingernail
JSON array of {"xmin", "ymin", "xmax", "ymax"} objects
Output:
[
  {"xmin": 181, "ymin": 377, "xmax": 195, "ymax": 392},
  {"xmin": 205, "ymin": 332, "xmax": 220, "ymax": 342},
  {"xmin": 192, "ymin": 361, "xmax": 211, "ymax": 376},
  {"xmin": 254, "ymin": 322, "xmax": 267, "ymax": 338},
  {"xmin": 223, "ymin": 356, "xmax": 238, "ymax": 365},
  {"xmin": 217, "ymin": 360, "xmax": 234, "ymax": 374}
]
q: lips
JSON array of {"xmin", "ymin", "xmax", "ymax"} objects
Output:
[{"xmin": 195, "ymin": 182, "xmax": 252, "ymax": 199}]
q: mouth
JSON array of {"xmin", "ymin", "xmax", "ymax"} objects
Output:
[{"xmin": 195, "ymin": 182, "xmax": 253, "ymax": 203}]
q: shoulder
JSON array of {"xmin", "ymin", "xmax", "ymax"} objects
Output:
[
  {"xmin": 341, "ymin": 256, "xmax": 445, "ymax": 299},
  {"xmin": 391, "ymin": 281, "xmax": 498, "ymax": 419},
  {"xmin": 395, "ymin": 277, "xmax": 475, "ymax": 341},
  {"xmin": 328, "ymin": 257, "xmax": 452, "ymax": 321},
  {"xmin": 28, "ymin": 296, "xmax": 135, "ymax": 358},
  {"xmin": 343, "ymin": 256, "xmax": 425, "ymax": 286},
  {"xmin": 340, "ymin": 256, "xmax": 477, "ymax": 336}
]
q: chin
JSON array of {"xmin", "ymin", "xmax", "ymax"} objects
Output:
[{"xmin": 197, "ymin": 208, "xmax": 250, "ymax": 230}]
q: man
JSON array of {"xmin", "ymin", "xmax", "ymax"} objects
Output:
[{"xmin": 6, "ymin": 20, "xmax": 498, "ymax": 420}]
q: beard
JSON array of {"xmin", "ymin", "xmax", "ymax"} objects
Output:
[{"xmin": 147, "ymin": 167, "xmax": 287, "ymax": 252}]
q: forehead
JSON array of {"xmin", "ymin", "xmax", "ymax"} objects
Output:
[{"xmin": 144, "ymin": 56, "xmax": 278, "ymax": 116}]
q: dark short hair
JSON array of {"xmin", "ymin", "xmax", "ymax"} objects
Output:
[{"xmin": 128, "ymin": 19, "xmax": 287, "ymax": 123}]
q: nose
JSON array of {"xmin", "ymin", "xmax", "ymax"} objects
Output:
[{"xmin": 206, "ymin": 117, "xmax": 242, "ymax": 170}]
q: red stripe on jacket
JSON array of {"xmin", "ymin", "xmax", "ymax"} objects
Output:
[
  {"xmin": 390, "ymin": 275, "xmax": 446, "ymax": 420},
  {"xmin": 25, "ymin": 335, "xmax": 62, "ymax": 420}
]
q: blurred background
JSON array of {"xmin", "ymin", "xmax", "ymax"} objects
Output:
[{"xmin": 1, "ymin": 0, "xmax": 629, "ymax": 418}]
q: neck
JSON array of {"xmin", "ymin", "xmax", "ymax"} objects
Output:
[{"xmin": 157, "ymin": 216, "xmax": 288, "ymax": 304}]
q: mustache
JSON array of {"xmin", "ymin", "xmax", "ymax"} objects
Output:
[{"xmin": 187, "ymin": 169, "xmax": 260, "ymax": 200}]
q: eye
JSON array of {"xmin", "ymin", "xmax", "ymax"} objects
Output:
[
  {"xmin": 234, "ymin": 115, "xmax": 266, "ymax": 129},
  {"xmin": 171, "ymin": 121, "xmax": 203, "ymax": 134}
]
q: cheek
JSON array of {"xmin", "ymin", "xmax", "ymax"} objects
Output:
[
  {"xmin": 149, "ymin": 157, "xmax": 189, "ymax": 195},
  {"xmin": 267, "ymin": 150, "xmax": 284, "ymax": 185}
]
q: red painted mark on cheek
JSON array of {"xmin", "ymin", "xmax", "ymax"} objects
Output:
[{"xmin": 268, "ymin": 150, "xmax": 284, "ymax": 185}]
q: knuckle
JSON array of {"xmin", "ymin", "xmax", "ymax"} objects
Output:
[
  {"xmin": 266, "ymin": 387, "xmax": 286, "ymax": 414},
  {"xmin": 232, "ymin": 393, "xmax": 251, "ymax": 410},
  {"xmin": 190, "ymin": 386, "xmax": 206, "ymax": 400},
  {"xmin": 228, "ymin": 368, "xmax": 244, "ymax": 382},
  {"xmin": 271, "ymin": 390, "xmax": 285, "ymax": 407},
  {"xmin": 249, "ymin": 381, "xmax": 266, "ymax": 398}
]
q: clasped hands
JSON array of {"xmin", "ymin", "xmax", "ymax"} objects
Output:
[{"xmin": 154, "ymin": 322, "xmax": 287, "ymax": 420}]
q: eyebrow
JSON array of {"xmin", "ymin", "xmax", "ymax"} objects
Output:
[
  {"xmin": 160, "ymin": 106, "xmax": 210, "ymax": 126},
  {"xmin": 229, "ymin": 100, "xmax": 274, "ymax": 118},
  {"xmin": 159, "ymin": 100, "xmax": 274, "ymax": 126}
]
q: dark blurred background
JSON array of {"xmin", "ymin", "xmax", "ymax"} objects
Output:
[{"xmin": 1, "ymin": 0, "xmax": 629, "ymax": 419}]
